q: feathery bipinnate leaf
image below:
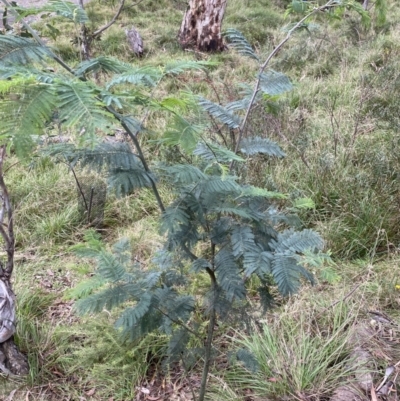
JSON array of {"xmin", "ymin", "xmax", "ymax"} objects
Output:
[
  {"xmin": 239, "ymin": 186, "xmax": 287, "ymax": 200},
  {"xmin": 114, "ymin": 288, "xmax": 194, "ymax": 341},
  {"xmin": 56, "ymin": 80, "xmax": 114, "ymax": 144},
  {"xmin": 44, "ymin": 141, "xmax": 153, "ymax": 196},
  {"xmin": 164, "ymin": 60, "xmax": 218, "ymax": 75},
  {"xmin": 191, "ymin": 258, "xmax": 212, "ymax": 273},
  {"xmin": 66, "ymin": 275, "xmax": 106, "ymax": 300},
  {"xmin": 106, "ymin": 66, "xmax": 162, "ymax": 89},
  {"xmin": 115, "ymin": 292, "xmax": 153, "ymax": 335},
  {"xmin": 224, "ymin": 28, "xmax": 259, "ymax": 61},
  {"xmin": 231, "ymin": 225, "xmax": 256, "ymax": 258},
  {"xmin": 197, "ymin": 97, "xmax": 242, "ymax": 129},
  {"xmin": 0, "ymin": 35, "xmax": 51, "ymax": 65},
  {"xmin": 167, "ymin": 328, "xmax": 190, "ymax": 363},
  {"xmin": 272, "ymin": 255, "xmax": 314, "ymax": 296},
  {"xmin": 194, "ymin": 142, "xmax": 244, "ymax": 163},
  {"xmin": 258, "ymin": 285, "xmax": 274, "ymax": 312},
  {"xmin": 100, "ymin": 90, "xmax": 124, "ymax": 110},
  {"xmin": 43, "ymin": 142, "xmax": 133, "ymax": 170},
  {"xmin": 160, "ymin": 206, "xmax": 191, "ymax": 236},
  {"xmin": 272, "ymin": 229, "xmax": 324, "ymax": 254},
  {"xmin": 210, "ymin": 206, "xmax": 255, "ymax": 221},
  {"xmin": 121, "ymin": 115, "xmax": 144, "ymax": 134},
  {"xmin": 107, "ymin": 60, "xmax": 217, "ymax": 90},
  {"xmin": 159, "ymin": 164, "xmax": 207, "ymax": 186},
  {"xmin": 74, "ymin": 56, "xmax": 130, "ymax": 77},
  {"xmin": 240, "ymin": 137, "xmax": 286, "ymax": 157},
  {"xmin": 112, "ymin": 237, "xmax": 133, "ymax": 265},
  {"xmin": 215, "ymin": 249, "xmax": 246, "ymax": 302},
  {"xmin": 225, "ymin": 96, "xmax": 251, "ymax": 113},
  {"xmin": 108, "ymin": 166, "xmax": 154, "ymax": 197},
  {"xmin": 259, "ymin": 70, "xmax": 293, "ymax": 96},
  {"xmin": 197, "ymin": 175, "xmax": 241, "ymax": 196},
  {"xmin": 235, "ymin": 348, "xmax": 260, "ymax": 373},
  {"xmin": 96, "ymin": 250, "xmax": 126, "ymax": 282},
  {"xmin": 243, "ymin": 247, "xmax": 273, "ymax": 278},
  {"xmin": 0, "ymin": 81, "xmax": 55, "ymax": 158},
  {"xmin": 210, "ymin": 217, "xmax": 231, "ymax": 245},
  {"xmin": 162, "ymin": 115, "xmax": 203, "ymax": 153},
  {"xmin": 268, "ymin": 229, "xmax": 324, "ymax": 296},
  {"xmin": 76, "ymin": 284, "xmax": 137, "ymax": 314}
]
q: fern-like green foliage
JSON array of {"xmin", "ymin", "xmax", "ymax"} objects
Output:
[
  {"xmin": 73, "ymin": 158, "xmax": 325, "ymax": 365},
  {"xmin": 193, "ymin": 142, "xmax": 244, "ymax": 163},
  {"xmin": 197, "ymin": 96, "xmax": 242, "ymax": 129},
  {"xmin": 0, "ymin": 60, "xmax": 119, "ymax": 152},
  {"xmin": 43, "ymin": 142, "xmax": 153, "ymax": 196},
  {"xmin": 162, "ymin": 115, "xmax": 203, "ymax": 153},
  {"xmin": 164, "ymin": 60, "xmax": 218, "ymax": 75},
  {"xmin": 223, "ymin": 28, "xmax": 259, "ymax": 61},
  {"xmin": 106, "ymin": 66, "xmax": 162, "ymax": 89},
  {"xmin": 375, "ymin": 0, "xmax": 387, "ymax": 26},
  {"xmin": 57, "ymin": 80, "xmax": 114, "ymax": 145},
  {"xmin": 259, "ymin": 70, "xmax": 293, "ymax": 96},
  {"xmin": 73, "ymin": 237, "xmax": 194, "ymax": 343},
  {"xmin": 74, "ymin": 56, "xmax": 130, "ymax": 77},
  {"xmin": 0, "ymin": 80, "xmax": 55, "ymax": 157},
  {"xmin": 0, "ymin": 36, "xmax": 51, "ymax": 65},
  {"xmin": 240, "ymin": 137, "xmax": 286, "ymax": 157}
]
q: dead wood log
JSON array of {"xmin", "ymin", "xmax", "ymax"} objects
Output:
[{"xmin": 125, "ymin": 25, "xmax": 143, "ymax": 57}]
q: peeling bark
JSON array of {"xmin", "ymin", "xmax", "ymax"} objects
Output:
[
  {"xmin": 0, "ymin": 146, "xmax": 28, "ymax": 376},
  {"xmin": 178, "ymin": 0, "xmax": 227, "ymax": 52},
  {"xmin": 0, "ymin": 280, "xmax": 15, "ymax": 343}
]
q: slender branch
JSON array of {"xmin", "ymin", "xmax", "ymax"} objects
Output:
[
  {"xmin": 67, "ymin": 161, "xmax": 88, "ymax": 211},
  {"xmin": 181, "ymin": 243, "xmax": 198, "ymax": 262},
  {"xmin": 106, "ymin": 108, "xmax": 166, "ymax": 213},
  {"xmin": 155, "ymin": 306, "xmax": 203, "ymax": 341},
  {"xmin": 92, "ymin": 0, "xmax": 125, "ymax": 37},
  {"xmin": 87, "ymin": 187, "xmax": 94, "ymax": 223},
  {"xmin": 2, "ymin": 6, "xmax": 11, "ymax": 30},
  {"xmin": 198, "ymin": 242, "xmax": 217, "ymax": 401},
  {"xmin": 230, "ymin": 0, "xmax": 336, "ymax": 171}
]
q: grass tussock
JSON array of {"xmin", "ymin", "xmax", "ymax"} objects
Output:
[{"xmin": 209, "ymin": 259, "xmax": 400, "ymax": 400}]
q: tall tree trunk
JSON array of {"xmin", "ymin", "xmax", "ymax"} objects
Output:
[
  {"xmin": 0, "ymin": 146, "xmax": 29, "ymax": 376},
  {"xmin": 178, "ymin": 0, "xmax": 227, "ymax": 52}
]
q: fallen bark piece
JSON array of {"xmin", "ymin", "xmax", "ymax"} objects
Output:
[
  {"xmin": 1, "ymin": 338, "xmax": 29, "ymax": 375},
  {"xmin": 330, "ymin": 385, "xmax": 365, "ymax": 401},
  {"xmin": 0, "ymin": 280, "xmax": 16, "ymax": 343},
  {"xmin": 351, "ymin": 346, "xmax": 374, "ymax": 392},
  {"xmin": 125, "ymin": 26, "xmax": 143, "ymax": 57}
]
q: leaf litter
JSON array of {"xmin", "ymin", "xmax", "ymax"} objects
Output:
[{"xmin": 330, "ymin": 311, "xmax": 400, "ymax": 401}]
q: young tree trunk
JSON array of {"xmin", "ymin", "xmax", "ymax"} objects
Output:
[
  {"xmin": 0, "ymin": 146, "xmax": 28, "ymax": 376},
  {"xmin": 178, "ymin": 0, "xmax": 227, "ymax": 52}
]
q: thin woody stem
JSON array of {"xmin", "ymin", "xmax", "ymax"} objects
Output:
[{"xmin": 230, "ymin": 0, "xmax": 336, "ymax": 171}]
